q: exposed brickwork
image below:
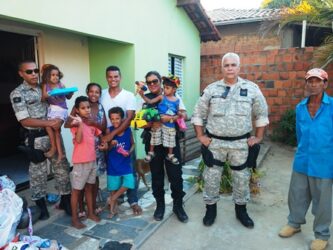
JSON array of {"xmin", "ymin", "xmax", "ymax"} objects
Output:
[{"xmin": 200, "ymin": 47, "xmax": 333, "ymax": 132}]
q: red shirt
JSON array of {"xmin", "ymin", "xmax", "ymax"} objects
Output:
[{"xmin": 71, "ymin": 122, "xmax": 101, "ymax": 164}]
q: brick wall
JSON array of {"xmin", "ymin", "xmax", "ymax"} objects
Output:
[{"xmin": 200, "ymin": 47, "xmax": 333, "ymax": 131}]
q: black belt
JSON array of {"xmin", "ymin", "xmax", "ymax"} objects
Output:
[{"xmin": 206, "ymin": 130, "xmax": 250, "ymax": 141}]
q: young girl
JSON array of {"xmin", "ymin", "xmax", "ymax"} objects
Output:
[
  {"xmin": 41, "ymin": 64, "xmax": 73, "ymax": 162},
  {"xmin": 138, "ymin": 75, "xmax": 185, "ymax": 164},
  {"xmin": 103, "ymin": 107, "xmax": 135, "ymax": 218},
  {"xmin": 69, "ymin": 96, "xmax": 101, "ymax": 229}
]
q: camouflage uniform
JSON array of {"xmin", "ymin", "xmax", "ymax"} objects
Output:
[
  {"xmin": 191, "ymin": 77, "xmax": 269, "ymax": 205},
  {"xmin": 10, "ymin": 81, "xmax": 71, "ymax": 201}
]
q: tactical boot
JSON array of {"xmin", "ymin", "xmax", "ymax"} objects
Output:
[
  {"xmin": 173, "ymin": 199, "xmax": 188, "ymax": 223},
  {"xmin": 235, "ymin": 204, "xmax": 254, "ymax": 228},
  {"xmin": 58, "ymin": 194, "xmax": 72, "ymax": 216},
  {"xmin": 35, "ymin": 198, "xmax": 50, "ymax": 220},
  {"xmin": 203, "ymin": 203, "xmax": 217, "ymax": 226},
  {"xmin": 153, "ymin": 198, "xmax": 165, "ymax": 221}
]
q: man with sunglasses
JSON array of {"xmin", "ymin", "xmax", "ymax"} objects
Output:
[
  {"xmin": 192, "ymin": 52, "xmax": 269, "ymax": 228},
  {"xmin": 10, "ymin": 60, "xmax": 72, "ymax": 220},
  {"xmin": 100, "ymin": 65, "xmax": 142, "ymax": 215}
]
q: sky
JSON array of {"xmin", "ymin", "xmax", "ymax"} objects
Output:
[{"xmin": 200, "ymin": 0, "xmax": 263, "ymax": 10}]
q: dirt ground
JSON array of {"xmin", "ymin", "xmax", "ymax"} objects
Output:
[{"xmin": 139, "ymin": 142, "xmax": 333, "ymax": 250}]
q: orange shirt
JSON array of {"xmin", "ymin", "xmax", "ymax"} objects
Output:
[{"xmin": 71, "ymin": 122, "xmax": 101, "ymax": 164}]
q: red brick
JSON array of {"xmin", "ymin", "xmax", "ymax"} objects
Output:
[
  {"xmin": 282, "ymin": 54, "xmax": 292, "ymax": 63},
  {"xmin": 268, "ymin": 89, "xmax": 278, "ymax": 97},
  {"xmin": 294, "ymin": 88, "xmax": 305, "ymax": 97},
  {"xmin": 284, "ymin": 81, "xmax": 292, "ymax": 88},
  {"xmin": 294, "ymin": 62, "xmax": 304, "ymax": 71},
  {"xmin": 296, "ymin": 71, "xmax": 306, "ymax": 79},
  {"xmin": 278, "ymin": 89, "xmax": 287, "ymax": 97},
  {"xmin": 267, "ymin": 98, "xmax": 274, "ymax": 106},
  {"xmin": 274, "ymin": 80, "xmax": 285, "ymax": 89},
  {"xmin": 279, "ymin": 72, "xmax": 289, "ymax": 80},
  {"xmin": 289, "ymin": 71, "xmax": 297, "ymax": 79},
  {"xmin": 286, "ymin": 63, "xmax": 293, "ymax": 71}
]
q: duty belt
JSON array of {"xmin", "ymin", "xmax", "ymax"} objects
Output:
[
  {"xmin": 206, "ymin": 130, "xmax": 250, "ymax": 141},
  {"xmin": 204, "ymin": 130, "xmax": 252, "ymax": 171}
]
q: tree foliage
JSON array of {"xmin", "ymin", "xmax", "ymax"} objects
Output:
[
  {"xmin": 261, "ymin": 0, "xmax": 333, "ymax": 67},
  {"xmin": 261, "ymin": 0, "xmax": 300, "ymax": 9}
]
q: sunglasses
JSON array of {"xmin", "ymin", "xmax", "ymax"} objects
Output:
[
  {"xmin": 24, "ymin": 69, "xmax": 39, "ymax": 75},
  {"xmin": 146, "ymin": 79, "xmax": 159, "ymax": 85}
]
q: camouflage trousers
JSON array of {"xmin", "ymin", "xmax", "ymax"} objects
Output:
[
  {"xmin": 28, "ymin": 135, "xmax": 71, "ymax": 201},
  {"xmin": 203, "ymin": 138, "xmax": 250, "ymax": 205}
]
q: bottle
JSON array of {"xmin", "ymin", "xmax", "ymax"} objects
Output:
[{"xmin": 135, "ymin": 81, "xmax": 147, "ymax": 91}]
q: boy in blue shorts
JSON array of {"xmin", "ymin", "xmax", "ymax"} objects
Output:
[{"xmin": 105, "ymin": 107, "xmax": 135, "ymax": 218}]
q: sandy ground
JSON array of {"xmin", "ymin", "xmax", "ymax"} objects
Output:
[{"xmin": 139, "ymin": 143, "xmax": 333, "ymax": 250}]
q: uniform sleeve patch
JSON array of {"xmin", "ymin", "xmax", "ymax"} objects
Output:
[{"xmin": 13, "ymin": 97, "xmax": 22, "ymax": 103}]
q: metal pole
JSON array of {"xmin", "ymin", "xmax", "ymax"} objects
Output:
[{"xmin": 301, "ymin": 20, "xmax": 306, "ymax": 48}]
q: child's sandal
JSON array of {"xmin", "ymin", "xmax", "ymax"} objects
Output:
[
  {"xmin": 166, "ymin": 154, "xmax": 179, "ymax": 165},
  {"xmin": 78, "ymin": 211, "xmax": 87, "ymax": 220},
  {"xmin": 144, "ymin": 152, "xmax": 155, "ymax": 163},
  {"xmin": 95, "ymin": 207, "xmax": 103, "ymax": 215}
]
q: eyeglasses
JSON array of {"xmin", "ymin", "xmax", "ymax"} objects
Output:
[
  {"xmin": 221, "ymin": 86, "xmax": 231, "ymax": 99},
  {"xmin": 24, "ymin": 69, "xmax": 39, "ymax": 75},
  {"xmin": 146, "ymin": 79, "xmax": 159, "ymax": 85}
]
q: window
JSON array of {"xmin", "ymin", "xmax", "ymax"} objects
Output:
[{"xmin": 168, "ymin": 55, "xmax": 184, "ymax": 97}]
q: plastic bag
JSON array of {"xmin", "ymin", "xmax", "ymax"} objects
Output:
[
  {"xmin": 0, "ymin": 189, "xmax": 23, "ymax": 248},
  {"xmin": 0, "ymin": 176, "xmax": 16, "ymax": 192}
]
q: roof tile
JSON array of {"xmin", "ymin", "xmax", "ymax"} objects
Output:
[{"xmin": 207, "ymin": 8, "xmax": 281, "ymax": 25}]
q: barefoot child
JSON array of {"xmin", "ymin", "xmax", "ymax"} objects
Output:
[
  {"xmin": 138, "ymin": 75, "xmax": 185, "ymax": 164},
  {"xmin": 41, "ymin": 64, "xmax": 73, "ymax": 162},
  {"xmin": 69, "ymin": 96, "xmax": 101, "ymax": 229},
  {"xmin": 104, "ymin": 107, "xmax": 135, "ymax": 218}
]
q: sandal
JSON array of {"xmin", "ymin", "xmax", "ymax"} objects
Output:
[
  {"xmin": 144, "ymin": 152, "xmax": 155, "ymax": 163},
  {"xmin": 78, "ymin": 211, "xmax": 87, "ymax": 219},
  {"xmin": 131, "ymin": 204, "xmax": 142, "ymax": 215},
  {"xmin": 166, "ymin": 154, "xmax": 179, "ymax": 165},
  {"xmin": 95, "ymin": 207, "xmax": 103, "ymax": 215}
]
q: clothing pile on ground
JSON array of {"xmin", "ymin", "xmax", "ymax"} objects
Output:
[{"xmin": 0, "ymin": 175, "xmax": 66, "ymax": 250}]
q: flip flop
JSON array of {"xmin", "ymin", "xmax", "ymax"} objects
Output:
[
  {"xmin": 78, "ymin": 211, "xmax": 87, "ymax": 219},
  {"xmin": 131, "ymin": 204, "xmax": 143, "ymax": 215},
  {"xmin": 95, "ymin": 207, "xmax": 103, "ymax": 215}
]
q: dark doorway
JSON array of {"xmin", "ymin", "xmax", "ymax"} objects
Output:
[{"xmin": 0, "ymin": 30, "xmax": 36, "ymax": 189}]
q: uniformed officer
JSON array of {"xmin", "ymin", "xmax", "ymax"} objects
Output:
[
  {"xmin": 191, "ymin": 52, "xmax": 269, "ymax": 228},
  {"xmin": 10, "ymin": 60, "xmax": 72, "ymax": 219}
]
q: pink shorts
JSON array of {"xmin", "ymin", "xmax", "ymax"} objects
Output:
[
  {"xmin": 71, "ymin": 161, "xmax": 96, "ymax": 190},
  {"xmin": 48, "ymin": 105, "xmax": 68, "ymax": 121}
]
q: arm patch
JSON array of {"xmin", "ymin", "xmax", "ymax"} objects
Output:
[{"xmin": 13, "ymin": 97, "xmax": 22, "ymax": 103}]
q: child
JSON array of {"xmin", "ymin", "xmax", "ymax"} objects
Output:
[
  {"xmin": 77, "ymin": 83, "xmax": 107, "ymax": 219},
  {"xmin": 138, "ymin": 75, "xmax": 185, "ymax": 164},
  {"xmin": 104, "ymin": 107, "xmax": 135, "ymax": 218},
  {"xmin": 69, "ymin": 96, "xmax": 101, "ymax": 229},
  {"xmin": 41, "ymin": 64, "xmax": 73, "ymax": 162}
]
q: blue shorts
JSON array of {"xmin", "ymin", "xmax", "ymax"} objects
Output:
[{"xmin": 107, "ymin": 174, "xmax": 135, "ymax": 191}]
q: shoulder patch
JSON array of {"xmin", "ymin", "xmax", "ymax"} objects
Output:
[{"xmin": 13, "ymin": 97, "xmax": 22, "ymax": 103}]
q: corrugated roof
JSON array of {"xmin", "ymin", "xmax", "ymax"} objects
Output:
[{"xmin": 207, "ymin": 8, "xmax": 281, "ymax": 26}]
